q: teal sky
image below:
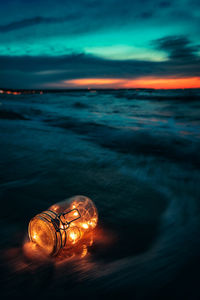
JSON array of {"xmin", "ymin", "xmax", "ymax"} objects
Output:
[{"xmin": 0, "ymin": 0, "xmax": 200, "ymax": 88}]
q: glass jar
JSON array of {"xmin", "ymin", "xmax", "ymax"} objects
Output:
[{"xmin": 28, "ymin": 195, "xmax": 98, "ymax": 256}]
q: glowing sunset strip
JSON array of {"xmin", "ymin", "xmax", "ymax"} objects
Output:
[
  {"xmin": 123, "ymin": 77, "xmax": 200, "ymax": 89},
  {"xmin": 63, "ymin": 77, "xmax": 200, "ymax": 89},
  {"xmin": 65, "ymin": 78, "xmax": 123, "ymax": 85}
]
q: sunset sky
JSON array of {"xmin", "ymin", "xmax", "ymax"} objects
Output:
[{"xmin": 0, "ymin": 0, "xmax": 200, "ymax": 89}]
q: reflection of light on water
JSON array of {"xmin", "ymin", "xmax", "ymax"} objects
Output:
[
  {"xmin": 2, "ymin": 226, "xmax": 115, "ymax": 290},
  {"xmin": 4, "ymin": 247, "xmax": 30, "ymax": 273},
  {"xmin": 1, "ymin": 227, "xmax": 118, "ymax": 300},
  {"xmin": 23, "ymin": 241, "xmax": 51, "ymax": 262}
]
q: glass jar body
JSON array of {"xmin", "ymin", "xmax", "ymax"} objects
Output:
[{"xmin": 28, "ymin": 195, "xmax": 98, "ymax": 256}]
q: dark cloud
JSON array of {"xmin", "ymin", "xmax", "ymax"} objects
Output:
[
  {"xmin": 0, "ymin": 14, "xmax": 80, "ymax": 33},
  {"xmin": 0, "ymin": 53, "xmax": 155, "ymax": 77},
  {"xmin": 0, "ymin": 37, "xmax": 200, "ymax": 89},
  {"xmin": 154, "ymin": 36, "xmax": 199, "ymax": 61},
  {"xmin": 0, "ymin": 1, "xmax": 199, "ymax": 88},
  {"xmin": 0, "ymin": 0, "xmax": 174, "ymax": 36}
]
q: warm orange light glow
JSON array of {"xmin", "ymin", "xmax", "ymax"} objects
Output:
[
  {"xmin": 1, "ymin": 90, "xmax": 22, "ymax": 95},
  {"xmin": 32, "ymin": 233, "xmax": 37, "ymax": 240},
  {"xmin": 54, "ymin": 231, "xmax": 95, "ymax": 262},
  {"xmin": 67, "ymin": 227, "xmax": 80, "ymax": 244},
  {"xmin": 66, "ymin": 78, "xmax": 122, "ymax": 86},
  {"xmin": 23, "ymin": 241, "xmax": 50, "ymax": 261},
  {"xmin": 63, "ymin": 77, "xmax": 200, "ymax": 89},
  {"xmin": 122, "ymin": 77, "xmax": 200, "ymax": 89},
  {"xmin": 82, "ymin": 223, "xmax": 89, "ymax": 229},
  {"xmin": 28, "ymin": 195, "xmax": 98, "ymax": 256}
]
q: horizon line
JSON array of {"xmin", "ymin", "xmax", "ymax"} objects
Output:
[{"xmin": 1, "ymin": 87, "xmax": 200, "ymax": 92}]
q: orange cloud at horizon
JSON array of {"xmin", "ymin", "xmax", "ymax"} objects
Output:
[{"xmin": 64, "ymin": 77, "xmax": 200, "ymax": 89}]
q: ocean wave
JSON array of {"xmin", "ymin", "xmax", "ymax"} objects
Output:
[
  {"xmin": 44, "ymin": 116, "xmax": 200, "ymax": 169},
  {"xmin": 1, "ymin": 90, "xmax": 200, "ymax": 299},
  {"xmin": 0, "ymin": 109, "xmax": 29, "ymax": 120}
]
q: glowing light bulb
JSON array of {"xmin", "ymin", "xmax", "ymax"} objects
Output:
[
  {"xmin": 82, "ymin": 223, "xmax": 89, "ymax": 229},
  {"xmin": 32, "ymin": 233, "xmax": 37, "ymax": 240},
  {"xmin": 28, "ymin": 195, "xmax": 98, "ymax": 256}
]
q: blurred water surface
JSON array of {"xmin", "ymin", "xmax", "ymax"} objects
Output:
[{"xmin": 0, "ymin": 89, "xmax": 200, "ymax": 299}]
